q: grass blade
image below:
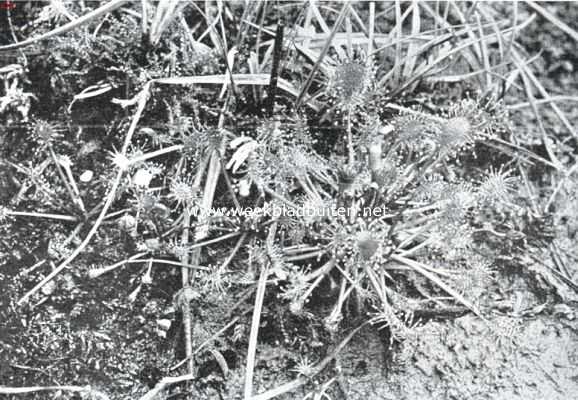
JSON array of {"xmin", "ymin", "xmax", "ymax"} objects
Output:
[
  {"xmin": 295, "ymin": 1, "xmax": 350, "ymax": 110},
  {"xmin": 0, "ymin": 0, "xmax": 131, "ymax": 51},
  {"xmin": 402, "ymin": 1, "xmax": 422, "ymax": 80},
  {"xmin": 244, "ymin": 224, "xmax": 278, "ymax": 399},
  {"xmin": 512, "ymin": 49, "xmax": 577, "ymax": 139},
  {"xmin": 525, "ymin": 0, "xmax": 578, "ymax": 42},
  {"xmin": 391, "ymin": 254, "xmax": 488, "ymax": 322}
]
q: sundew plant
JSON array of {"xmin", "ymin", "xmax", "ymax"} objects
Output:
[{"xmin": 0, "ymin": 1, "xmax": 577, "ymax": 400}]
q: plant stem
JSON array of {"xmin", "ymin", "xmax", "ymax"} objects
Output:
[
  {"xmin": 220, "ymin": 232, "xmax": 247, "ymax": 270},
  {"xmin": 60, "ymin": 161, "xmax": 86, "ymax": 214},
  {"xmin": 170, "ymin": 316, "xmax": 240, "ymax": 372},
  {"xmin": 266, "ymin": 23, "xmax": 284, "ymax": 117},
  {"xmin": 8, "ymin": 210, "xmax": 77, "ymax": 222},
  {"xmin": 180, "ymin": 205, "xmax": 195, "ymax": 376},
  {"xmin": 220, "ymin": 158, "xmax": 241, "ymax": 210},
  {"xmin": 284, "ymin": 249, "xmax": 327, "ymax": 262},
  {"xmin": 187, "ymin": 231, "xmax": 241, "ymax": 251},
  {"xmin": 263, "ymin": 187, "xmax": 300, "ymax": 210},
  {"xmin": 48, "ymin": 146, "xmax": 84, "ymax": 214},
  {"xmin": 128, "ymin": 144, "xmax": 184, "ymax": 165},
  {"xmin": 347, "ymin": 107, "xmax": 354, "ymax": 168},
  {"xmin": 245, "ymin": 223, "xmax": 277, "ymax": 399},
  {"xmin": 88, "ymin": 252, "xmax": 148, "ymax": 279}
]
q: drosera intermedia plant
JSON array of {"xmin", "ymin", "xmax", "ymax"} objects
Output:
[{"xmin": 0, "ymin": 1, "xmax": 574, "ymax": 399}]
